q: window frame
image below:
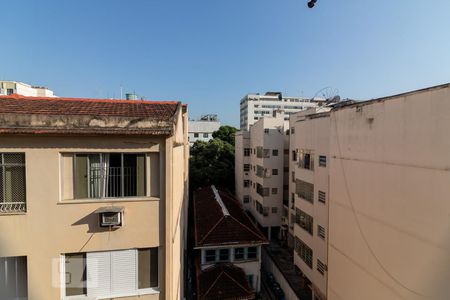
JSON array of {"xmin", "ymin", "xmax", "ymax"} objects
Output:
[
  {"xmin": 62, "ymin": 248, "xmax": 160, "ymax": 299},
  {"xmin": 73, "ymin": 152, "xmax": 147, "ymax": 200}
]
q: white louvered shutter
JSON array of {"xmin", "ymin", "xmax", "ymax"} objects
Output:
[
  {"xmin": 111, "ymin": 249, "xmax": 137, "ymax": 295},
  {"xmin": 87, "ymin": 251, "xmax": 111, "ymax": 298}
]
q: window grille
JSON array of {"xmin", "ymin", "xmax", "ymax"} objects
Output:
[{"xmin": 0, "ymin": 153, "xmax": 26, "ymax": 213}]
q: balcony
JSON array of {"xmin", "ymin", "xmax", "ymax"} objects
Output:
[{"xmin": 0, "ymin": 202, "xmax": 26, "ymax": 214}]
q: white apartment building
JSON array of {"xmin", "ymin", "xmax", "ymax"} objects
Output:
[
  {"xmin": 0, "ymin": 81, "xmax": 55, "ymax": 97},
  {"xmin": 236, "ymin": 111, "xmax": 289, "ymax": 240},
  {"xmin": 289, "ymin": 107, "xmax": 332, "ymax": 300},
  {"xmin": 188, "ymin": 114, "xmax": 220, "ymax": 145},
  {"xmin": 240, "ymin": 92, "xmax": 321, "ymax": 130}
]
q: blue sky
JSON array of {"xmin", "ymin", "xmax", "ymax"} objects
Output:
[{"xmin": 1, "ymin": 0, "xmax": 450, "ymax": 126}]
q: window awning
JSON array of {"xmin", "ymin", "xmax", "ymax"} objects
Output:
[{"xmin": 94, "ymin": 206, "xmax": 124, "ymax": 214}]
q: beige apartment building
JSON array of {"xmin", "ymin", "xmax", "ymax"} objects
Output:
[
  {"xmin": 0, "ymin": 94, "xmax": 188, "ymax": 300},
  {"xmin": 327, "ymin": 83, "xmax": 450, "ymax": 300},
  {"xmin": 289, "ymin": 107, "xmax": 332, "ymax": 300},
  {"xmin": 236, "ymin": 111, "xmax": 288, "ymax": 240}
]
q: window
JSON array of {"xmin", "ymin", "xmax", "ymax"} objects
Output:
[
  {"xmin": 65, "ymin": 253, "xmax": 86, "ymax": 296},
  {"xmin": 243, "ymin": 195, "xmax": 250, "ymax": 203},
  {"xmin": 219, "ymin": 249, "xmax": 230, "ymax": 262},
  {"xmin": 318, "ymin": 225, "xmax": 326, "ymax": 239},
  {"xmin": 234, "ymin": 248, "xmax": 245, "ymax": 260},
  {"xmin": 317, "ymin": 259, "xmax": 326, "ymax": 275},
  {"xmin": 264, "ymin": 128, "xmax": 269, "ymax": 134},
  {"xmin": 74, "ymin": 153, "xmax": 146, "ymax": 199},
  {"xmin": 318, "ymin": 191, "xmax": 326, "ymax": 204},
  {"xmin": 292, "ymin": 150, "xmax": 298, "ymax": 161},
  {"xmin": 272, "ymin": 149, "xmax": 278, "ymax": 156},
  {"xmin": 205, "ymin": 250, "xmax": 216, "ymax": 263},
  {"xmin": 244, "ymin": 148, "xmax": 251, "ymax": 156},
  {"xmin": 247, "ymin": 247, "xmax": 257, "ymax": 259},
  {"xmin": 244, "ymin": 164, "xmax": 250, "ymax": 172},
  {"xmin": 247, "ymin": 275, "xmax": 254, "ymax": 288},
  {"xmin": 272, "ymin": 188, "xmax": 278, "ymax": 195},
  {"xmin": 291, "ymin": 171, "xmax": 295, "ymax": 183},
  {"xmin": 6, "ymin": 88, "xmax": 14, "ymax": 95},
  {"xmin": 243, "ymin": 180, "xmax": 250, "ymax": 188},
  {"xmin": 299, "ymin": 149, "xmax": 314, "ymax": 171},
  {"xmin": 203, "ymin": 133, "xmax": 209, "ymax": 138},
  {"xmin": 294, "ymin": 237, "xmax": 313, "ymax": 268},
  {"xmin": 272, "ymin": 207, "xmax": 278, "ymax": 214},
  {"xmin": 319, "ymin": 155, "xmax": 327, "ymax": 167},
  {"xmin": 272, "ymin": 169, "xmax": 278, "ymax": 175},
  {"xmin": 138, "ymin": 248, "xmax": 159, "ymax": 289},
  {"xmin": 291, "ymin": 127, "xmax": 295, "ymax": 134},
  {"xmin": 295, "ymin": 179, "xmax": 314, "ymax": 203},
  {"xmin": 295, "ymin": 208, "xmax": 314, "ymax": 235},
  {"xmin": 256, "ymin": 183, "xmax": 270, "ymax": 197},
  {"xmin": 194, "ymin": 133, "xmax": 199, "ymax": 138},
  {"xmin": 0, "ymin": 256, "xmax": 28, "ymax": 299},
  {"xmin": 0, "ymin": 153, "xmax": 26, "ymax": 213},
  {"xmin": 64, "ymin": 248, "xmax": 158, "ymax": 298}
]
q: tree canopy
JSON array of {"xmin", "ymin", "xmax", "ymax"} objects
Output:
[
  {"xmin": 189, "ymin": 125, "xmax": 237, "ymax": 192},
  {"xmin": 212, "ymin": 125, "xmax": 237, "ymax": 146}
]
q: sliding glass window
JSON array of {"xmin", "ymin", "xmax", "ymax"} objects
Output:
[{"xmin": 74, "ymin": 153, "xmax": 146, "ymax": 199}]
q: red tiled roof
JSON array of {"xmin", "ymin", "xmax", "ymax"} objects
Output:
[
  {"xmin": 0, "ymin": 94, "xmax": 179, "ymax": 119},
  {"xmin": 197, "ymin": 264, "xmax": 255, "ymax": 300},
  {"xmin": 193, "ymin": 186, "xmax": 267, "ymax": 248}
]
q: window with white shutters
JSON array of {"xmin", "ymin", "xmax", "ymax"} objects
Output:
[{"xmin": 64, "ymin": 248, "xmax": 158, "ymax": 299}]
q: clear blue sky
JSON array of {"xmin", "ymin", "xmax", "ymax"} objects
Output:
[{"xmin": 1, "ymin": 0, "xmax": 450, "ymax": 126}]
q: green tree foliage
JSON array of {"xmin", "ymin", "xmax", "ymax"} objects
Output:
[
  {"xmin": 212, "ymin": 125, "xmax": 237, "ymax": 146},
  {"xmin": 189, "ymin": 125, "xmax": 237, "ymax": 192}
]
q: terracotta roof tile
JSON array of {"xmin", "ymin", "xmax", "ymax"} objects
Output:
[
  {"xmin": 193, "ymin": 186, "xmax": 267, "ymax": 247},
  {"xmin": 0, "ymin": 94, "xmax": 179, "ymax": 119},
  {"xmin": 197, "ymin": 264, "xmax": 255, "ymax": 300}
]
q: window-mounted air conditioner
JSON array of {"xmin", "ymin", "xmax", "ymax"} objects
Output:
[{"xmin": 94, "ymin": 206, "xmax": 124, "ymax": 228}]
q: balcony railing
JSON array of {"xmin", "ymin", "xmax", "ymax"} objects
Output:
[{"xmin": 0, "ymin": 202, "xmax": 26, "ymax": 213}]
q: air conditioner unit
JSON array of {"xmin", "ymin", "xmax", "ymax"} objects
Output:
[
  {"xmin": 101, "ymin": 212, "xmax": 122, "ymax": 227},
  {"xmin": 95, "ymin": 206, "xmax": 124, "ymax": 228}
]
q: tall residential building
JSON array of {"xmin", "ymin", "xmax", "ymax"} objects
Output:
[
  {"xmin": 236, "ymin": 111, "xmax": 289, "ymax": 240},
  {"xmin": 188, "ymin": 114, "xmax": 221, "ymax": 146},
  {"xmin": 193, "ymin": 186, "xmax": 267, "ymax": 299},
  {"xmin": 0, "ymin": 81, "xmax": 55, "ymax": 97},
  {"xmin": 327, "ymin": 83, "xmax": 450, "ymax": 300},
  {"xmin": 289, "ymin": 107, "xmax": 332, "ymax": 300},
  {"xmin": 239, "ymin": 92, "xmax": 321, "ymax": 130},
  {"xmin": 0, "ymin": 94, "xmax": 189, "ymax": 300}
]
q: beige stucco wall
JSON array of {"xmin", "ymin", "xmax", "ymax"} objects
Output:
[
  {"xmin": 0, "ymin": 107, "xmax": 188, "ymax": 300},
  {"xmin": 328, "ymin": 85, "xmax": 450, "ymax": 300},
  {"xmin": 290, "ymin": 111, "xmax": 330, "ymax": 299},
  {"xmin": 235, "ymin": 131, "xmax": 251, "ymax": 211},
  {"xmin": 248, "ymin": 114, "xmax": 287, "ymax": 230}
]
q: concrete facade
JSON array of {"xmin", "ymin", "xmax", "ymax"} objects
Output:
[
  {"xmin": 236, "ymin": 111, "xmax": 289, "ymax": 240},
  {"xmin": 0, "ymin": 81, "xmax": 55, "ymax": 97},
  {"xmin": 240, "ymin": 92, "xmax": 320, "ymax": 131},
  {"xmin": 289, "ymin": 108, "xmax": 331, "ymax": 300},
  {"xmin": 188, "ymin": 117, "xmax": 220, "ymax": 146},
  {"xmin": 0, "ymin": 98, "xmax": 188, "ymax": 300}
]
